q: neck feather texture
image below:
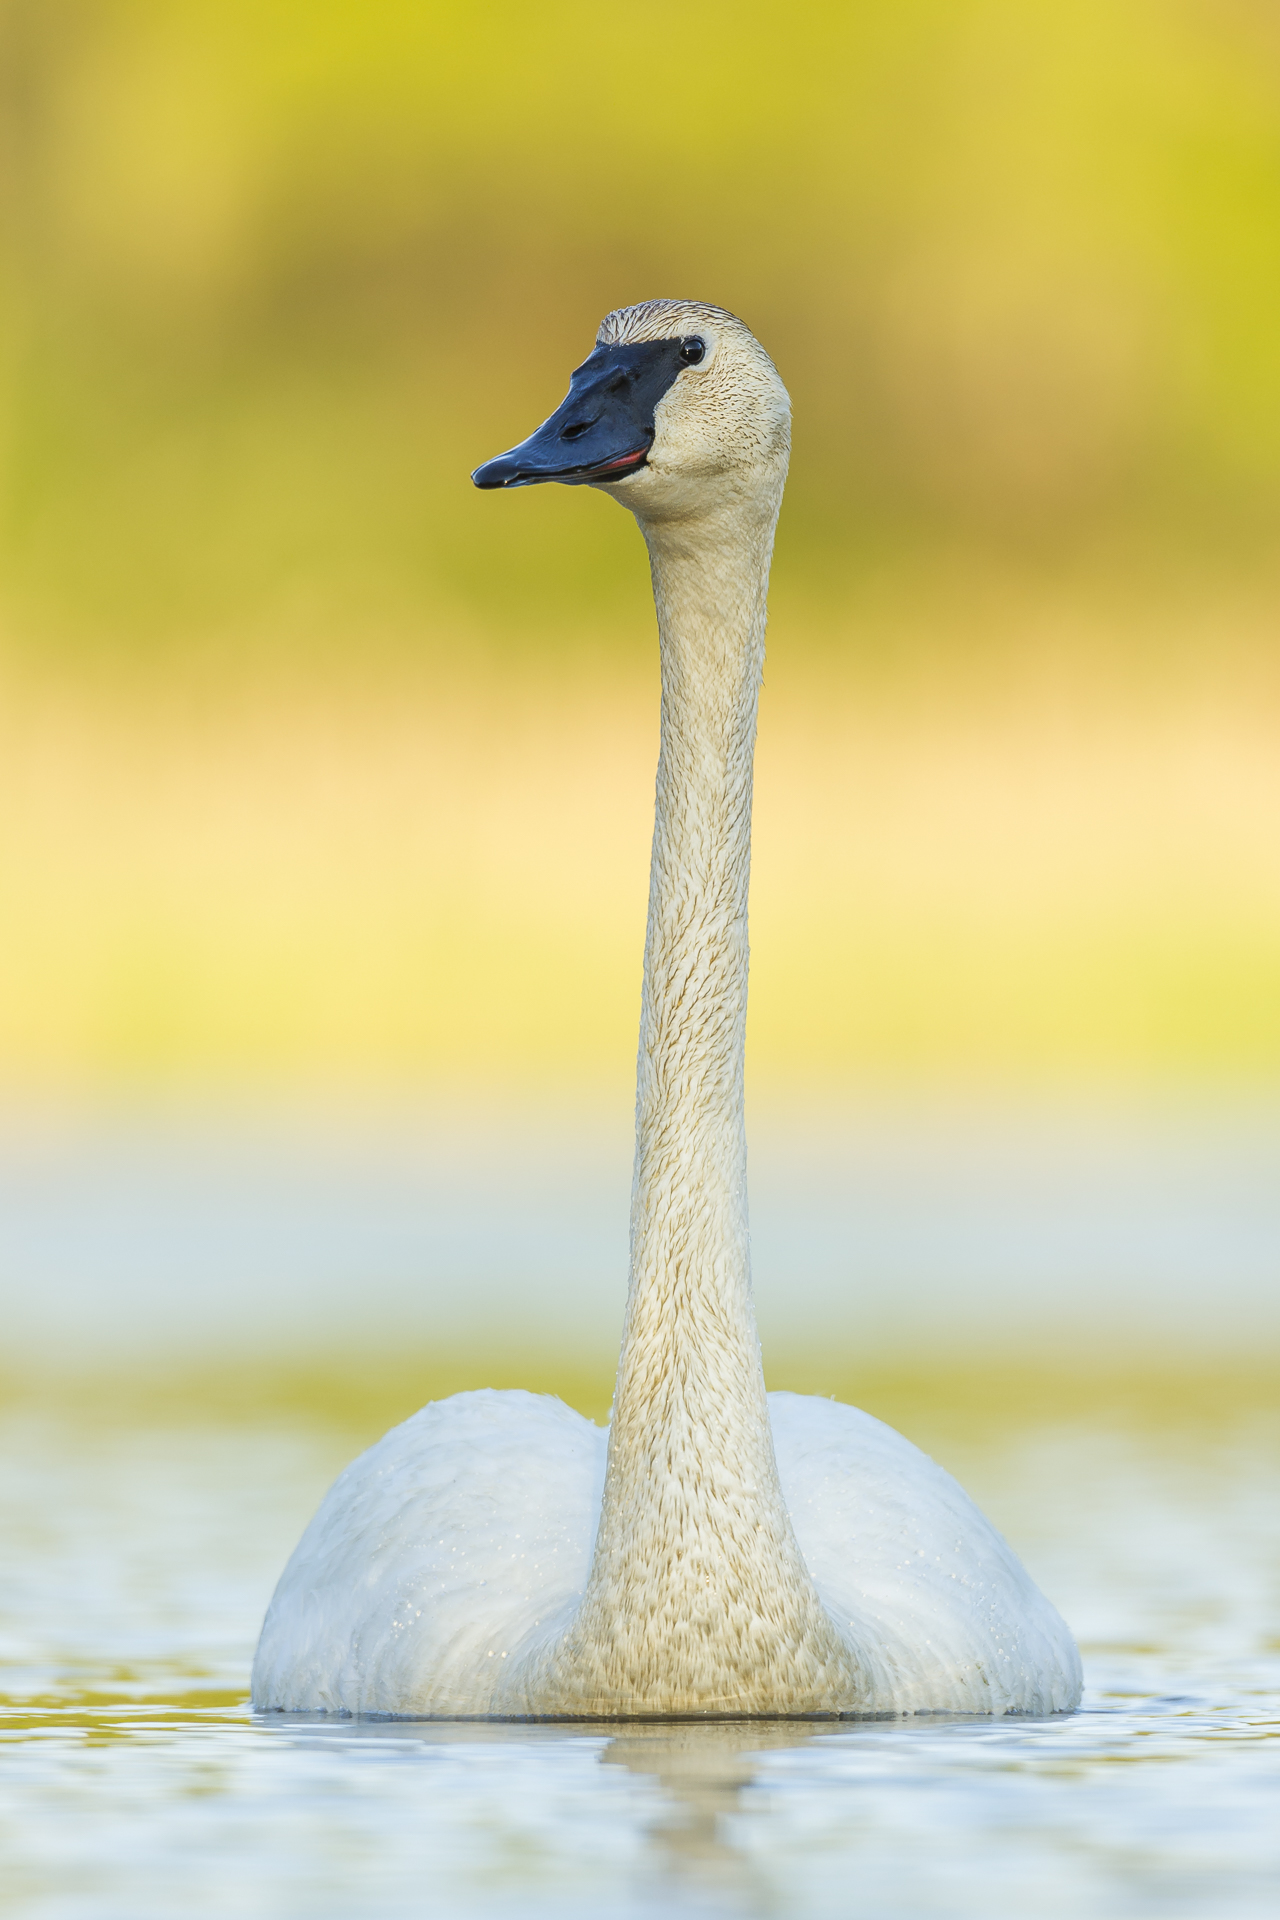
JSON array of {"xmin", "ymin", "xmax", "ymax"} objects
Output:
[{"xmin": 513, "ymin": 488, "xmax": 862, "ymax": 1716}]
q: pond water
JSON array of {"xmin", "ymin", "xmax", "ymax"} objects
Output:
[{"xmin": 2, "ymin": 1397, "xmax": 1276, "ymax": 1919}]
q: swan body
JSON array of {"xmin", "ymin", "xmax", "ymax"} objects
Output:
[
  {"xmin": 253, "ymin": 1389, "xmax": 1080, "ymax": 1716},
  {"xmin": 253, "ymin": 301, "xmax": 1082, "ymax": 1719}
]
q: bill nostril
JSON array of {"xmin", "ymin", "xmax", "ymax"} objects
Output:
[{"xmin": 561, "ymin": 420, "xmax": 594, "ymax": 442}]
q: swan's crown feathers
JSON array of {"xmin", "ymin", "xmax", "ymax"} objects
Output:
[{"xmin": 599, "ymin": 299, "xmax": 743, "ymax": 348}]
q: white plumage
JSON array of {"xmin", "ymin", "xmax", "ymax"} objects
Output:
[
  {"xmin": 253, "ymin": 301, "xmax": 1082, "ymax": 1720},
  {"xmin": 254, "ymin": 1391, "xmax": 1080, "ymax": 1716},
  {"xmin": 253, "ymin": 1392, "xmax": 605, "ymax": 1719}
]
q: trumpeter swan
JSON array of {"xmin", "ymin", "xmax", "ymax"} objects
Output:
[{"xmin": 252, "ymin": 302, "xmax": 1082, "ymax": 1718}]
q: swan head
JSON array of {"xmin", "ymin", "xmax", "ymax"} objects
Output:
[{"xmin": 471, "ymin": 301, "xmax": 789, "ymax": 526}]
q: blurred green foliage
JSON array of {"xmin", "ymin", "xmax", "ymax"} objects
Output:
[{"xmin": 2, "ymin": 0, "xmax": 1280, "ymax": 662}]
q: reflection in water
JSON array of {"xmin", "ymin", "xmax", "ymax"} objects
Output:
[
  {"xmin": 602, "ymin": 1722, "xmax": 829, "ymax": 1913},
  {"xmin": 278, "ymin": 1715, "xmax": 836, "ymax": 1912},
  {"xmin": 266, "ymin": 1711, "xmax": 1088, "ymax": 1918},
  {"xmin": 271, "ymin": 1716, "xmax": 844, "ymax": 1913}
]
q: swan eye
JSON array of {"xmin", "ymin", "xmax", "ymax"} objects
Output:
[{"xmin": 679, "ymin": 337, "xmax": 706, "ymax": 366}]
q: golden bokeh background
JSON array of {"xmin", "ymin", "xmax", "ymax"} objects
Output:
[{"xmin": 4, "ymin": 0, "xmax": 1280, "ymax": 1100}]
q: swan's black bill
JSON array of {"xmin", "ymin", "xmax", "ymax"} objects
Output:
[{"xmin": 471, "ymin": 337, "xmax": 690, "ymax": 489}]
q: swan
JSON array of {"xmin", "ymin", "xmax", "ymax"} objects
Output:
[{"xmin": 252, "ymin": 301, "xmax": 1082, "ymax": 1719}]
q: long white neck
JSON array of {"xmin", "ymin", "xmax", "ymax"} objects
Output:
[{"xmin": 516, "ymin": 480, "xmax": 859, "ymax": 1716}]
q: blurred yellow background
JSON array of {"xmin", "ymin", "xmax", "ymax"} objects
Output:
[{"xmin": 3, "ymin": 0, "xmax": 1280, "ymax": 1098}]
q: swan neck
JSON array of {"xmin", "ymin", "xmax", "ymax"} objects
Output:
[
  {"xmin": 512, "ymin": 479, "xmax": 860, "ymax": 1714},
  {"xmin": 626, "ymin": 512, "xmax": 770, "ymax": 1367},
  {"xmin": 611, "ymin": 509, "xmax": 771, "ymax": 1527}
]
